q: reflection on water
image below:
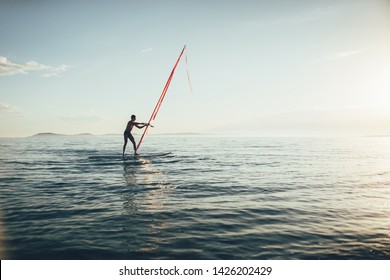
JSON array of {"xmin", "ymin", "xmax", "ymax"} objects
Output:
[
  {"xmin": 122, "ymin": 157, "xmax": 176, "ymax": 255},
  {"xmin": 0, "ymin": 211, "xmax": 8, "ymax": 259}
]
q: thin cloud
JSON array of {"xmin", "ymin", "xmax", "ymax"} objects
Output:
[
  {"xmin": 141, "ymin": 48, "xmax": 153, "ymax": 53},
  {"xmin": 42, "ymin": 65, "xmax": 72, "ymax": 77},
  {"xmin": 0, "ymin": 102, "xmax": 26, "ymax": 116},
  {"xmin": 0, "ymin": 56, "xmax": 70, "ymax": 77},
  {"xmin": 0, "ymin": 56, "xmax": 46, "ymax": 76},
  {"xmin": 294, "ymin": 5, "xmax": 341, "ymax": 23},
  {"xmin": 325, "ymin": 50, "xmax": 363, "ymax": 61}
]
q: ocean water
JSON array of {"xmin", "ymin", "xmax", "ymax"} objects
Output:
[{"xmin": 0, "ymin": 135, "xmax": 390, "ymax": 260}]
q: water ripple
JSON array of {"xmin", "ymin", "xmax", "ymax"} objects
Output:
[{"xmin": 1, "ymin": 136, "xmax": 390, "ymax": 259}]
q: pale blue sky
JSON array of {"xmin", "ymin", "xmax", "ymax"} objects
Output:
[{"xmin": 1, "ymin": 0, "xmax": 389, "ymax": 137}]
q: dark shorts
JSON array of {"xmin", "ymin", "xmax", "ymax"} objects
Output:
[{"xmin": 124, "ymin": 131, "xmax": 135, "ymax": 142}]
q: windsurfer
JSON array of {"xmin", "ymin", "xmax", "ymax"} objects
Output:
[{"xmin": 123, "ymin": 115, "xmax": 150, "ymax": 156}]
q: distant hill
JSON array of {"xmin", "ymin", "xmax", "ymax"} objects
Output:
[
  {"xmin": 74, "ymin": 133, "xmax": 94, "ymax": 136},
  {"xmin": 31, "ymin": 132, "xmax": 95, "ymax": 137},
  {"xmin": 31, "ymin": 133, "xmax": 65, "ymax": 137},
  {"xmin": 30, "ymin": 132, "xmax": 203, "ymax": 137}
]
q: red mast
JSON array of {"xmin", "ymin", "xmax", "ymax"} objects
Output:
[{"xmin": 135, "ymin": 45, "xmax": 187, "ymax": 153}]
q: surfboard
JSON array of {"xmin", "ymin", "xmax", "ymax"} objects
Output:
[{"xmin": 134, "ymin": 152, "xmax": 172, "ymax": 158}]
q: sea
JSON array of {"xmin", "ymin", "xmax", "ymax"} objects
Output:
[{"xmin": 0, "ymin": 135, "xmax": 389, "ymax": 260}]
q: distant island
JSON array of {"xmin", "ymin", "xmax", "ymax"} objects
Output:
[
  {"xmin": 30, "ymin": 132, "xmax": 203, "ymax": 137},
  {"xmin": 31, "ymin": 132, "xmax": 95, "ymax": 137},
  {"xmin": 31, "ymin": 133, "xmax": 65, "ymax": 137}
]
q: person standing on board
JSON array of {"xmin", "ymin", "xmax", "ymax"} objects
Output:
[{"xmin": 123, "ymin": 115, "xmax": 151, "ymax": 156}]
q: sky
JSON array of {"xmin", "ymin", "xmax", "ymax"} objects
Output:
[{"xmin": 1, "ymin": 0, "xmax": 390, "ymax": 137}]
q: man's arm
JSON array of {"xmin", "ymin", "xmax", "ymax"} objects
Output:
[{"xmin": 134, "ymin": 122, "xmax": 152, "ymax": 129}]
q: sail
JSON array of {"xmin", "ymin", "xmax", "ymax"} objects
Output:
[{"xmin": 135, "ymin": 45, "xmax": 187, "ymax": 153}]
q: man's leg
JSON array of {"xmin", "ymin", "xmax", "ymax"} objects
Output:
[
  {"xmin": 129, "ymin": 134, "xmax": 137, "ymax": 154},
  {"xmin": 123, "ymin": 135, "xmax": 128, "ymax": 156}
]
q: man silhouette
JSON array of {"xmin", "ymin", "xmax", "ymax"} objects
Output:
[{"xmin": 123, "ymin": 115, "xmax": 150, "ymax": 156}]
